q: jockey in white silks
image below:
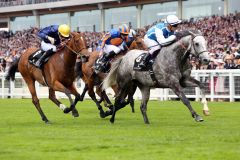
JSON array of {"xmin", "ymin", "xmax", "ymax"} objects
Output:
[{"xmin": 140, "ymin": 15, "xmax": 182, "ymax": 68}]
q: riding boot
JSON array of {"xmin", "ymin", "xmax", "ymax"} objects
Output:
[
  {"xmin": 35, "ymin": 49, "xmax": 54, "ymax": 68},
  {"xmin": 98, "ymin": 51, "xmax": 116, "ymax": 66},
  {"xmin": 139, "ymin": 53, "xmax": 152, "ymax": 68},
  {"xmin": 139, "ymin": 49, "xmax": 160, "ymax": 68}
]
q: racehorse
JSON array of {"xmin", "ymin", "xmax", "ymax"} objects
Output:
[
  {"xmin": 78, "ymin": 37, "xmax": 147, "ymax": 118},
  {"xmin": 6, "ymin": 32, "xmax": 89, "ymax": 123},
  {"xmin": 103, "ymin": 30, "xmax": 211, "ymax": 124}
]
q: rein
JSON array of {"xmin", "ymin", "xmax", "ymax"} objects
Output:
[{"xmin": 61, "ymin": 34, "xmax": 87, "ymax": 56}]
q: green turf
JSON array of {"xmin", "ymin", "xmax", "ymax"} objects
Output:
[{"xmin": 0, "ymin": 99, "xmax": 239, "ymax": 160}]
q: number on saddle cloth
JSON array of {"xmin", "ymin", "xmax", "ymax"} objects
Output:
[
  {"xmin": 133, "ymin": 53, "xmax": 150, "ymax": 71},
  {"xmin": 94, "ymin": 57, "xmax": 110, "ymax": 73},
  {"xmin": 28, "ymin": 49, "xmax": 44, "ymax": 64}
]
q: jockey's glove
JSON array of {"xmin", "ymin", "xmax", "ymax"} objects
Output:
[{"xmin": 47, "ymin": 36, "xmax": 55, "ymax": 44}]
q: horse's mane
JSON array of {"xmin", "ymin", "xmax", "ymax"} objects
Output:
[{"xmin": 175, "ymin": 29, "xmax": 201, "ymax": 40}]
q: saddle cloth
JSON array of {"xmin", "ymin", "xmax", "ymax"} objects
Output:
[
  {"xmin": 28, "ymin": 49, "xmax": 50, "ymax": 66},
  {"xmin": 133, "ymin": 53, "xmax": 149, "ymax": 71}
]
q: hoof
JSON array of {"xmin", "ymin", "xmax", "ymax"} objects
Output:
[
  {"xmin": 79, "ymin": 96, "xmax": 84, "ymax": 101},
  {"xmin": 72, "ymin": 110, "xmax": 79, "ymax": 117},
  {"xmin": 104, "ymin": 110, "xmax": 113, "ymax": 117},
  {"xmin": 44, "ymin": 120, "xmax": 51, "ymax": 124},
  {"xmin": 63, "ymin": 108, "xmax": 71, "ymax": 114},
  {"xmin": 100, "ymin": 111, "xmax": 106, "ymax": 118},
  {"xmin": 203, "ymin": 110, "xmax": 210, "ymax": 116},
  {"xmin": 110, "ymin": 118, "xmax": 115, "ymax": 124},
  {"xmin": 195, "ymin": 115, "xmax": 204, "ymax": 122}
]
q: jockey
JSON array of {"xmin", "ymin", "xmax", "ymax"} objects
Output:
[
  {"xmin": 126, "ymin": 29, "xmax": 137, "ymax": 48},
  {"xmin": 35, "ymin": 24, "xmax": 71, "ymax": 68},
  {"xmin": 96, "ymin": 24, "xmax": 129, "ymax": 70},
  {"xmin": 140, "ymin": 15, "xmax": 181, "ymax": 68}
]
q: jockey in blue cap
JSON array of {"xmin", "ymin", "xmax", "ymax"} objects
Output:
[
  {"xmin": 35, "ymin": 24, "xmax": 71, "ymax": 68},
  {"xmin": 140, "ymin": 15, "xmax": 181, "ymax": 68},
  {"xmin": 126, "ymin": 29, "xmax": 137, "ymax": 48},
  {"xmin": 96, "ymin": 24, "xmax": 129, "ymax": 71}
]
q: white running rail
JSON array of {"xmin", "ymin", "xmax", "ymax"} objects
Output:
[{"xmin": 1, "ymin": 69, "xmax": 240, "ymax": 102}]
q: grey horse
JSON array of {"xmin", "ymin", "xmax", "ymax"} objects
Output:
[{"xmin": 103, "ymin": 30, "xmax": 211, "ymax": 124}]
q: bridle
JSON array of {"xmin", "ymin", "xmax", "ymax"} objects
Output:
[
  {"xmin": 61, "ymin": 33, "xmax": 87, "ymax": 55},
  {"xmin": 179, "ymin": 34, "xmax": 208, "ymax": 56}
]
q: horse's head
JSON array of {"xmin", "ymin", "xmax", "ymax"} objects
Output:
[
  {"xmin": 129, "ymin": 37, "xmax": 148, "ymax": 50},
  {"xmin": 177, "ymin": 30, "xmax": 210, "ymax": 65},
  {"xmin": 63, "ymin": 32, "xmax": 89, "ymax": 57}
]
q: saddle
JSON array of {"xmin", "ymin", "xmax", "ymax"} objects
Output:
[
  {"xmin": 133, "ymin": 53, "xmax": 154, "ymax": 71},
  {"xmin": 28, "ymin": 49, "xmax": 51, "ymax": 67},
  {"xmin": 94, "ymin": 57, "xmax": 111, "ymax": 73},
  {"xmin": 133, "ymin": 53, "xmax": 160, "ymax": 86}
]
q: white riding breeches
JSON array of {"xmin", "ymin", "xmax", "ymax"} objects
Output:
[
  {"xmin": 144, "ymin": 35, "xmax": 161, "ymax": 54},
  {"xmin": 102, "ymin": 42, "xmax": 125, "ymax": 54},
  {"xmin": 41, "ymin": 41, "xmax": 57, "ymax": 52}
]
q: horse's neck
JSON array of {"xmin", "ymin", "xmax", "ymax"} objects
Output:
[
  {"xmin": 62, "ymin": 49, "xmax": 77, "ymax": 68},
  {"xmin": 176, "ymin": 36, "xmax": 192, "ymax": 59},
  {"xmin": 156, "ymin": 36, "xmax": 191, "ymax": 65}
]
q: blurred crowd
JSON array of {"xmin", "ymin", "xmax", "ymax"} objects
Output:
[{"xmin": 1, "ymin": 13, "xmax": 240, "ymax": 72}]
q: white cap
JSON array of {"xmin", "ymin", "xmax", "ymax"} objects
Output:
[
  {"xmin": 165, "ymin": 15, "xmax": 181, "ymax": 25},
  {"xmin": 129, "ymin": 29, "xmax": 136, "ymax": 37}
]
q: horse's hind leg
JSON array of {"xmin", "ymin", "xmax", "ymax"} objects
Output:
[
  {"xmin": 171, "ymin": 82, "xmax": 203, "ymax": 122},
  {"xmin": 48, "ymin": 88, "xmax": 79, "ymax": 117},
  {"xmin": 138, "ymin": 85, "xmax": 150, "ymax": 124},
  {"xmin": 127, "ymin": 84, "xmax": 137, "ymax": 113},
  {"xmin": 110, "ymin": 86, "xmax": 130, "ymax": 123},
  {"xmin": 181, "ymin": 77, "xmax": 210, "ymax": 116},
  {"xmin": 25, "ymin": 79, "xmax": 49, "ymax": 123}
]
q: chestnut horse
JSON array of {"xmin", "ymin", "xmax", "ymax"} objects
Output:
[
  {"xmin": 6, "ymin": 32, "xmax": 89, "ymax": 123},
  {"xmin": 79, "ymin": 37, "xmax": 147, "ymax": 118}
]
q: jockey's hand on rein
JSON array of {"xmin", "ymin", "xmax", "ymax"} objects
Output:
[{"xmin": 47, "ymin": 36, "xmax": 55, "ymax": 44}]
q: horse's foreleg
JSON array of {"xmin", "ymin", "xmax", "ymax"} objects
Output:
[
  {"xmin": 49, "ymin": 88, "xmax": 79, "ymax": 117},
  {"xmin": 67, "ymin": 84, "xmax": 81, "ymax": 117},
  {"xmin": 80, "ymin": 83, "xmax": 88, "ymax": 101},
  {"xmin": 97, "ymin": 86, "xmax": 113, "ymax": 109},
  {"xmin": 181, "ymin": 77, "xmax": 209, "ymax": 116},
  {"xmin": 171, "ymin": 82, "xmax": 203, "ymax": 122},
  {"xmin": 87, "ymin": 82, "xmax": 105, "ymax": 118},
  {"xmin": 26, "ymin": 79, "xmax": 49, "ymax": 123},
  {"xmin": 138, "ymin": 85, "xmax": 150, "ymax": 124},
  {"xmin": 52, "ymin": 81, "xmax": 75, "ymax": 114}
]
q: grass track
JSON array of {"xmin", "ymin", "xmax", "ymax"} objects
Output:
[{"xmin": 0, "ymin": 99, "xmax": 239, "ymax": 160}]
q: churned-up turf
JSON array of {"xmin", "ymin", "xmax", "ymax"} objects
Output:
[{"xmin": 0, "ymin": 99, "xmax": 239, "ymax": 160}]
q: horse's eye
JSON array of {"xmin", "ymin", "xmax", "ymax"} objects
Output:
[{"xmin": 195, "ymin": 43, "xmax": 199, "ymax": 46}]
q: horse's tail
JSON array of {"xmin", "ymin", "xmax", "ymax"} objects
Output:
[
  {"xmin": 5, "ymin": 58, "xmax": 20, "ymax": 81},
  {"xmin": 102, "ymin": 58, "xmax": 122, "ymax": 90}
]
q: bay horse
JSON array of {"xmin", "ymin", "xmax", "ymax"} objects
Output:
[
  {"xmin": 6, "ymin": 32, "xmax": 89, "ymax": 123},
  {"xmin": 78, "ymin": 37, "xmax": 147, "ymax": 118},
  {"xmin": 103, "ymin": 30, "xmax": 211, "ymax": 124}
]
